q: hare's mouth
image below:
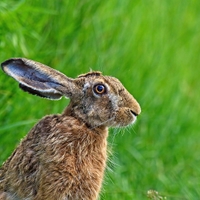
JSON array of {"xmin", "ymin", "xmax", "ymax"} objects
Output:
[
  {"xmin": 130, "ymin": 110, "xmax": 138, "ymax": 117},
  {"xmin": 129, "ymin": 110, "xmax": 138, "ymax": 125}
]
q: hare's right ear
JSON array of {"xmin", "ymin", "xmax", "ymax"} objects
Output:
[{"xmin": 1, "ymin": 58, "xmax": 77, "ymax": 100}]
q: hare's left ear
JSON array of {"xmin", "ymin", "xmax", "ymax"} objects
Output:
[{"xmin": 1, "ymin": 58, "xmax": 76, "ymax": 100}]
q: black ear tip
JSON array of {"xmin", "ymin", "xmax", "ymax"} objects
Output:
[
  {"xmin": 1, "ymin": 59, "xmax": 9, "ymax": 71},
  {"xmin": 1, "ymin": 58, "xmax": 24, "ymax": 67},
  {"xmin": 1, "ymin": 59, "xmax": 9, "ymax": 68}
]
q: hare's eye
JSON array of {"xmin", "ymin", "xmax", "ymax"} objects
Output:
[{"xmin": 93, "ymin": 84, "xmax": 106, "ymax": 95}]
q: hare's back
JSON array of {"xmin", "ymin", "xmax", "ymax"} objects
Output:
[{"xmin": 0, "ymin": 115, "xmax": 80, "ymax": 198}]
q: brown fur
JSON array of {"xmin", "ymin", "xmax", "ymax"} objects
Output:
[{"xmin": 0, "ymin": 58, "xmax": 141, "ymax": 200}]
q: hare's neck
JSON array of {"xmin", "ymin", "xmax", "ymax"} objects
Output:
[
  {"xmin": 63, "ymin": 103, "xmax": 108, "ymax": 131},
  {"xmin": 57, "ymin": 114, "xmax": 108, "ymax": 199}
]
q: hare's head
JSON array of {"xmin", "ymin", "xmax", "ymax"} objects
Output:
[{"xmin": 1, "ymin": 58, "xmax": 141, "ymax": 128}]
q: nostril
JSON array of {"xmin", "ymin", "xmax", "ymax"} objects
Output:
[{"xmin": 130, "ymin": 110, "xmax": 138, "ymax": 117}]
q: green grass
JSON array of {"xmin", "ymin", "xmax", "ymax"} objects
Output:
[{"xmin": 1, "ymin": 0, "xmax": 200, "ymax": 199}]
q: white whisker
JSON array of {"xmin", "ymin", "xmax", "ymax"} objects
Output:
[
  {"xmin": 110, "ymin": 128, "xmax": 119, "ymax": 145},
  {"xmin": 91, "ymin": 117, "xmax": 115, "ymax": 130}
]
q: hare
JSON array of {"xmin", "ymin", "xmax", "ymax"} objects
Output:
[{"xmin": 0, "ymin": 58, "xmax": 141, "ymax": 200}]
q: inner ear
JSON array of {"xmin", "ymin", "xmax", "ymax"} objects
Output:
[
  {"xmin": 1, "ymin": 58, "xmax": 76, "ymax": 100},
  {"xmin": 19, "ymin": 84, "xmax": 63, "ymax": 99},
  {"xmin": 2, "ymin": 59, "xmax": 54, "ymax": 82}
]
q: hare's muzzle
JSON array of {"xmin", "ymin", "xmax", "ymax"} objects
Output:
[{"xmin": 129, "ymin": 98, "xmax": 141, "ymax": 117}]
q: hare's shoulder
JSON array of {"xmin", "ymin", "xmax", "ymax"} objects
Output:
[
  {"xmin": 29, "ymin": 114, "xmax": 84, "ymax": 138},
  {"xmin": 31, "ymin": 114, "xmax": 107, "ymax": 140}
]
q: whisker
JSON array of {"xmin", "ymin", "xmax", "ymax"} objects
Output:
[
  {"xmin": 110, "ymin": 128, "xmax": 120, "ymax": 145},
  {"xmin": 90, "ymin": 117, "xmax": 115, "ymax": 130}
]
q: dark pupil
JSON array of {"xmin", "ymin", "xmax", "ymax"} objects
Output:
[{"xmin": 96, "ymin": 85, "xmax": 104, "ymax": 93}]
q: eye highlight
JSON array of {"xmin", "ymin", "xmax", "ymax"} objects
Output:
[{"xmin": 93, "ymin": 84, "xmax": 106, "ymax": 95}]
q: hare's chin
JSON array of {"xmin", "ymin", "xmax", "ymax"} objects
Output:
[
  {"xmin": 115, "ymin": 116, "xmax": 137, "ymax": 127},
  {"xmin": 127, "ymin": 114, "xmax": 137, "ymax": 126},
  {"xmin": 131, "ymin": 116, "xmax": 137, "ymax": 124}
]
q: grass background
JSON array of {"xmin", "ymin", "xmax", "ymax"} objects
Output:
[{"xmin": 0, "ymin": 0, "xmax": 200, "ymax": 199}]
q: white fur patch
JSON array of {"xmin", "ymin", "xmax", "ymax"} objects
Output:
[{"xmin": 83, "ymin": 82, "xmax": 91, "ymax": 91}]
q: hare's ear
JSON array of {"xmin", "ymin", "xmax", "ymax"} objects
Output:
[{"xmin": 1, "ymin": 58, "xmax": 75, "ymax": 100}]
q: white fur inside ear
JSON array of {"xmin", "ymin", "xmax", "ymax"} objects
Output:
[{"xmin": 19, "ymin": 81, "xmax": 63, "ymax": 100}]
